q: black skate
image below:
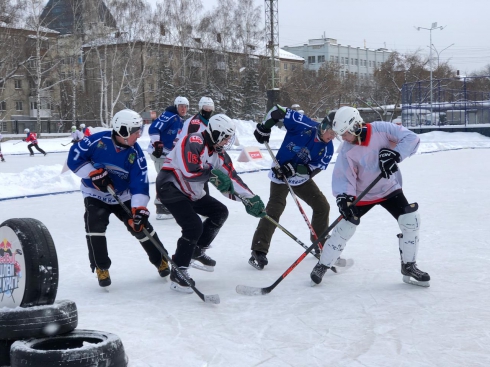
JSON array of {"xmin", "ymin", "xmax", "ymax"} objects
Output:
[
  {"xmin": 156, "ymin": 204, "xmax": 173, "ymax": 220},
  {"xmin": 190, "ymin": 247, "xmax": 216, "ymax": 272},
  {"xmin": 96, "ymin": 268, "xmax": 111, "ymax": 287},
  {"xmin": 401, "ymin": 262, "xmax": 430, "ymax": 287},
  {"xmin": 169, "ymin": 267, "xmax": 195, "ymax": 294},
  {"xmin": 157, "ymin": 258, "xmax": 170, "ymax": 278},
  {"xmin": 310, "ymin": 262, "xmax": 329, "ymax": 285},
  {"xmin": 249, "ymin": 250, "xmax": 268, "ymax": 270}
]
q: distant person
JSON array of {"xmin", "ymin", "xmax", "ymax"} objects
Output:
[
  {"xmin": 177, "ymin": 96, "xmax": 215, "ymax": 140},
  {"xmin": 156, "ymin": 114, "xmax": 266, "ymax": 293},
  {"xmin": 147, "ymin": 96, "xmax": 189, "ymax": 220},
  {"xmin": 309, "ymin": 106, "xmax": 430, "ymax": 287},
  {"xmin": 79, "ymin": 123, "xmax": 91, "ymax": 137},
  {"xmin": 67, "ymin": 109, "xmax": 170, "ymax": 287},
  {"xmin": 71, "ymin": 125, "xmax": 84, "ymax": 143},
  {"xmin": 0, "ymin": 133, "xmax": 5, "ymax": 162},
  {"xmin": 23, "ymin": 128, "xmax": 47, "ymax": 156},
  {"xmin": 250, "ymin": 106, "xmax": 336, "ymax": 270}
]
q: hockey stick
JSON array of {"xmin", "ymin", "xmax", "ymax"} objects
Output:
[
  {"xmin": 107, "ymin": 186, "xmax": 220, "ymax": 304},
  {"xmin": 264, "ymin": 141, "xmax": 325, "ymax": 251},
  {"xmin": 236, "ymin": 173, "xmax": 383, "ymax": 296},
  {"xmin": 61, "ymin": 141, "xmax": 72, "ymax": 146},
  {"xmin": 13, "ymin": 140, "xmax": 23, "ymax": 145}
]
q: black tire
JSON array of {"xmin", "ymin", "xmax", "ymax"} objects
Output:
[
  {"xmin": 0, "ymin": 218, "xmax": 59, "ymax": 308},
  {"xmin": 10, "ymin": 329, "xmax": 128, "ymax": 367},
  {"xmin": 0, "ymin": 339, "xmax": 14, "ymax": 366},
  {"xmin": 0, "ymin": 300, "xmax": 77, "ymax": 341}
]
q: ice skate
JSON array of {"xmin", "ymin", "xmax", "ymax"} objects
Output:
[
  {"xmin": 96, "ymin": 268, "xmax": 111, "ymax": 287},
  {"xmin": 169, "ymin": 267, "xmax": 195, "ymax": 294},
  {"xmin": 248, "ymin": 250, "xmax": 268, "ymax": 270},
  {"xmin": 190, "ymin": 247, "xmax": 216, "ymax": 272},
  {"xmin": 401, "ymin": 262, "xmax": 430, "ymax": 287},
  {"xmin": 157, "ymin": 258, "xmax": 170, "ymax": 278},
  {"xmin": 156, "ymin": 204, "xmax": 173, "ymax": 220},
  {"xmin": 310, "ymin": 262, "xmax": 329, "ymax": 285}
]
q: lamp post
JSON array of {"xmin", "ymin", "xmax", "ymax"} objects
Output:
[
  {"xmin": 431, "ymin": 43, "xmax": 455, "ymax": 68},
  {"xmin": 415, "ymin": 22, "xmax": 444, "ymax": 124}
]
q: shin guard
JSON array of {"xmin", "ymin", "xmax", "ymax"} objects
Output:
[
  {"xmin": 319, "ymin": 219, "xmax": 357, "ymax": 267},
  {"xmin": 397, "ymin": 203, "xmax": 420, "ymax": 263}
]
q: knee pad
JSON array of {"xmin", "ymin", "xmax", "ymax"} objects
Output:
[
  {"xmin": 319, "ymin": 219, "xmax": 357, "ymax": 266},
  {"xmin": 398, "ymin": 204, "xmax": 420, "ymax": 263},
  {"xmin": 398, "ymin": 203, "xmax": 420, "ymax": 233}
]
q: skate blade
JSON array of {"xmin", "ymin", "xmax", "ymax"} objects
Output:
[
  {"xmin": 403, "ymin": 275, "xmax": 430, "ymax": 287},
  {"xmin": 156, "ymin": 214, "xmax": 173, "ymax": 220},
  {"xmin": 334, "ymin": 258, "xmax": 354, "ymax": 268},
  {"xmin": 310, "ymin": 280, "xmax": 320, "ymax": 287},
  {"xmin": 170, "ymin": 281, "xmax": 193, "ymax": 294},
  {"xmin": 190, "ymin": 261, "xmax": 214, "ymax": 272},
  {"xmin": 248, "ymin": 258, "xmax": 264, "ymax": 270}
]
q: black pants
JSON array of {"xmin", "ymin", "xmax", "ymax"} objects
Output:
[
  {"xmin": 158, "ymin": 185, "xmax": 229, "ymax": 268},
  {"xmin": 83, "ymin": 197, "xmax": 165, "ymax": 271},
  {"xmin": 355, "ymin": 191, "xmax": 410, "ymax": 221},
  {"xmin": 28, "ymin": 143, "xmax": 46, "ymax": 155}
]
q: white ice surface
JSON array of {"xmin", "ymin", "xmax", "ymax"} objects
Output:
[{"xmin": 1, "ymin": 121, "xmax": 490, "ymax": 366}]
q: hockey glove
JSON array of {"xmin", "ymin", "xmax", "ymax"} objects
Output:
[
  {"xmin": 152, "ymin": 141, "xmax": 164, "ymax": 158},
  {"xmin": 336, "ymin": 193, "xmax": 359, "ymax": 219},
  {"xmin": 89, "ymin": 168, "xmax": 113, "ymax": 192},
  {"xmin": 378, "ymin": 148, "xmax": 401, "ymax": 179},
  {"xmin": 209, "ymin": 169, "xmax": 234, "ymax": 194},
  {"xmin": 254, "ymin": 124, "xmax": 271, "ymax": 144},
  {"xmin": 272, "ymin": 162, "xmax": 296, "ymax": 180},
  {"xmin": 130, "ymin": 206, "xmax": 150, "ymax": 232},
  {"xmin": 244, "ymin": 195, "xmax": 266, "ymax": 218}
]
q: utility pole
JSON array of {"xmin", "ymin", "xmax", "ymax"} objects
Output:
[{"xmin": 265, "ymin": 0, "xmax": 280, "ymax": 111}]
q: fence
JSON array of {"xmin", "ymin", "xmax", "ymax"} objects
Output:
[
  {"xmin": 0, "ymin": 120, "xmax": 101, "ymax": 134},
  {"xmin": 401, "ymin": 76, "xmax": 490, "ymax": 127}
]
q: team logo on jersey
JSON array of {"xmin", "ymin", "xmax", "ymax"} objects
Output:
[
  {"xmin": 167, "ymin": 129, "xmax": 177, "ymax": 135},
  {"xmin": 189, "ymin": 136, "xmax": 203, "ymax": 144},
  {"xmin": 128, "ymin": 153, "xmax": 136, "ymax": 164},
  {"xmin": 97, "ymin": 141, "xmax": 106, "ymax": 149},
  {"xmin": 190, "ymin": 119, "xmax": 201, "ymax": 125},
  {"xmin": 318, "ymin": 148, "xmax": 325, "ymax": 156}
]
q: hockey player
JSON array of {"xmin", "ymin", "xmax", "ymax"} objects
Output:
[
  {"xmin": 177, "ymin": 96, "xmax": 215, "ymax": 140},
  {"xmin": 310, "ymin": 106, "xmax": 430, "ymax": 287},
  {"xmin": 155, "ymin": 114, "xmax": 266, "ymax": 293},
  {"xmin": 71, "ymin": 125, "xmax": 84, "ymax": 143},
  {"xmin": 0, "ymin": 133, "xmax": 5, "ymax": 162},
  {"xmin": 23, "ymin": 128, "xmax": 47, "ymax": 156},
  {"xmin": 147, "ymin": 96, "xmax": 189, "ymax": 219},
  {"xmin": 80, "ymin": 123, "xmax": 91, "ymax": 137},
  {"xmin": 250, "ymin": 106, "xmax": 336, "ymax": 270},
  {"xmin": 67, "ymin": 109, "xmax": 170, "ymax": 287}
]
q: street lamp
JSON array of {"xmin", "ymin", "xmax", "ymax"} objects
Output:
[
  {"xmin": 430, "ymin": 43, "xmax": 455, "ymax": 68},
  {"xmin": 415, "ymin": 22, "xmax": 445, "ymax": 124}
]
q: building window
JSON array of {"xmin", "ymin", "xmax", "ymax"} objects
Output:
[
  {"xmin": 148, "ymin": 67, "xmax": 153, "ymax": 75},
  {"xmin": 292, "ymin": 64, "xmax": 296, "ymax": 71},
  {"xmin": 30, "ymin": 102, "xmax": 37, "ymax": 110},
  {"xmin": 355, "ymin": 59, "xmax": 358, "ymax": 66},
  {"xmin": 149, "ymin": 101, "xmax": 156, "ymax": 109},
  {"xmin": 149, "ymin": 83, "xmax": 154, "ymax": 91},
  {"xmin": 341, "ymin": 57, "xmax": 344, "ymax": 64},
  {"xmin": 15, "ymin": 101, "xmax": 23, "ymax": 111},
  {"xmin": 14, "ymin": 79, "xmax": 22, "ymax": 89},
  {"xmin": 283, "ymin": 63, "xmax": 287, "ymax": 70},
  {"xmin": 0, "ymin": 101, "xmax": 6, "ymax": 111},
  {"xmin": 351, "ymin": 58, "xmax": 354, "ymax": 65},
  {"xmin": 308, "ymin": 56, "xmax": 315, "ymax": 64},
  {"xmin": 335, "ymin": 56, "xmax": 339, "ymax": 63}
]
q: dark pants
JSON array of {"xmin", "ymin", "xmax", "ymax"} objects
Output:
[
  {"xmin": 158, "ymin": 185, "xmax": 229, "ymax": 268},
  {"xmin": 28, "ymin": 143, "xmax": 46, "ymax": 155},
  {"xmin": 83, "ymin": 197, "xmax": 165, "ymax": 271},
  {"xmin": 355, "ymin": 191, "xmax": 410, "ymax": 221},
  {"xmin": 251, "ymin": 179, "xmax": 329, "ymax": 254}
]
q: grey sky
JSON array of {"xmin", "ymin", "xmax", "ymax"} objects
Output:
[{"xmin": 148, "ymin": 0, "xmax": 489, "ymax": 75}]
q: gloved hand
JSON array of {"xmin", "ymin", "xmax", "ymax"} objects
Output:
[
  {"xmin": 243, "ymin": 195, "xmax": 266, "ymax": 218},
  {"xmin": 22, "ymin": 138, "xmax": 26, "ymax": 142},
  {"xmin": 378, "ymin": 148, "xmax": 401, "ymax": 179},
  {"xmin": 209, "ymin": 169, "xmax": 234, "ymax": 194},
  {"xmin": 89, "ymin": 167, "xmax": 113, "ymax": 192},
  {"xmin": 130, "ymin": 206, "xmax": 150, "ymax": 232},
  {"xmin": 272, "ymin": 162, "xmax": 296, "ymax": 180},
  {"xmin": 336, "ymin": 194, "xmax": 359, "ymax": 219},
  {"xmin": 152, "ymin": 141, "xmax": 164, "ymax": 158},
  {"xmin": 254, "ymin": 124, "xmax": 271, "ymax": 144}
]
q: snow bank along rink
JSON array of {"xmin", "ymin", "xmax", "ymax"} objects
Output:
[{"xmin": 1, "ymin": 121, "xmax": 490, "ymax": 367}]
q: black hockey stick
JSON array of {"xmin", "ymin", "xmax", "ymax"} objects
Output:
[
  {"xmin": 236, "ymin": 173, "xmax": 383, "ymax": 296},
  {"xmin": 61, "ymin": 141, "xmax": 72, "ymax": 146},
  {"xmin": 107, "ymin": 186, "xmax": 220, "ymax": 304}
]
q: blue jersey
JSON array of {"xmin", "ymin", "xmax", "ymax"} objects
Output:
[
  {"xmin": 67, "ymin": 131, "xmax": 149, "ymax": 207},
  {"xmin": 147, "ymin": 106, "xmax": 183, "ymax": 156},
  {"xmin": 271, "ymin": 109, "xmax": 334, "ymax": 186}
]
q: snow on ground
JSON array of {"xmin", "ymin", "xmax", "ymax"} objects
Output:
[{"xmin": 1, "ymin": 121, "xmax": 490, "ymax": 366}]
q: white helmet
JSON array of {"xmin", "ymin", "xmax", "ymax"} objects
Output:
[
  {"xmin": 71, "ymin": 126, "xmax": 77, "ymax": 131},
  {"xmin": 80, "ymin": 123, "xmax": 86, "ymax": 129},
  {"xmin": 332, "ymin": 106, "xmax": 363, "ymax": 135},
  {"xmin": 111, "ymin": 109, "xmax": 143, "ymax": 138},
  {"xmin": 24, "ymin": 128, "xmax": 30, "ymax": 133},
  {"xmin": 198, "ymin": 97, "xmax": 215, "ymax": 111},
  {"xmin": 206, "ymin": 114, "xmax": 235, "ymax": 146},
  {"xmin": 291, "ymin": 104, "xmax": 300, "ymax": 111},
  {"xmin": 174, "ymin": 96, "xmax": 189, "ymax": 108}
]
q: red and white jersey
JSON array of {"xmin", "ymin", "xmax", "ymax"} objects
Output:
[
  {"xmin": 25, "ymin": 132, "xmax": 38, "ymax": 144},
  {"xmin": 161, "ymin": 131, "xmax": 254, "ymax": 201},
  {"xmin": 176, "ymin": 114, "xmax": 207, "ymax": 143}
]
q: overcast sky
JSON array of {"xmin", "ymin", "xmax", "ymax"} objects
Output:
[{"xmin": 147, "ymin": 0, "xmax": 490, "ymax": 75}]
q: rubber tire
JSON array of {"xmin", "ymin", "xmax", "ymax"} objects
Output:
[
  {"xmin": 0, "ymin": 300, "xmax": 77, "ymax": 341},
  {"xmin": 10, "ymin": 329, "xmax": 128, "ymax": 367},
  {"xmin": 0, "ymin": 339, "xmax": 14, "ymax": 366},
  {"xmin": 0, "ymin": 218, "xmax": 59, "ymax": 307}
]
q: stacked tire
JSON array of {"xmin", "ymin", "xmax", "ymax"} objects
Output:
[{"xmin": 0, "ymin": 218, "xmax": 127, "ymax": 367}]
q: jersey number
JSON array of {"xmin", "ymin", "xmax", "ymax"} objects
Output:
[{"xmin": 187, "ymin": 152, "xmax": 199, "ymax": 164}]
